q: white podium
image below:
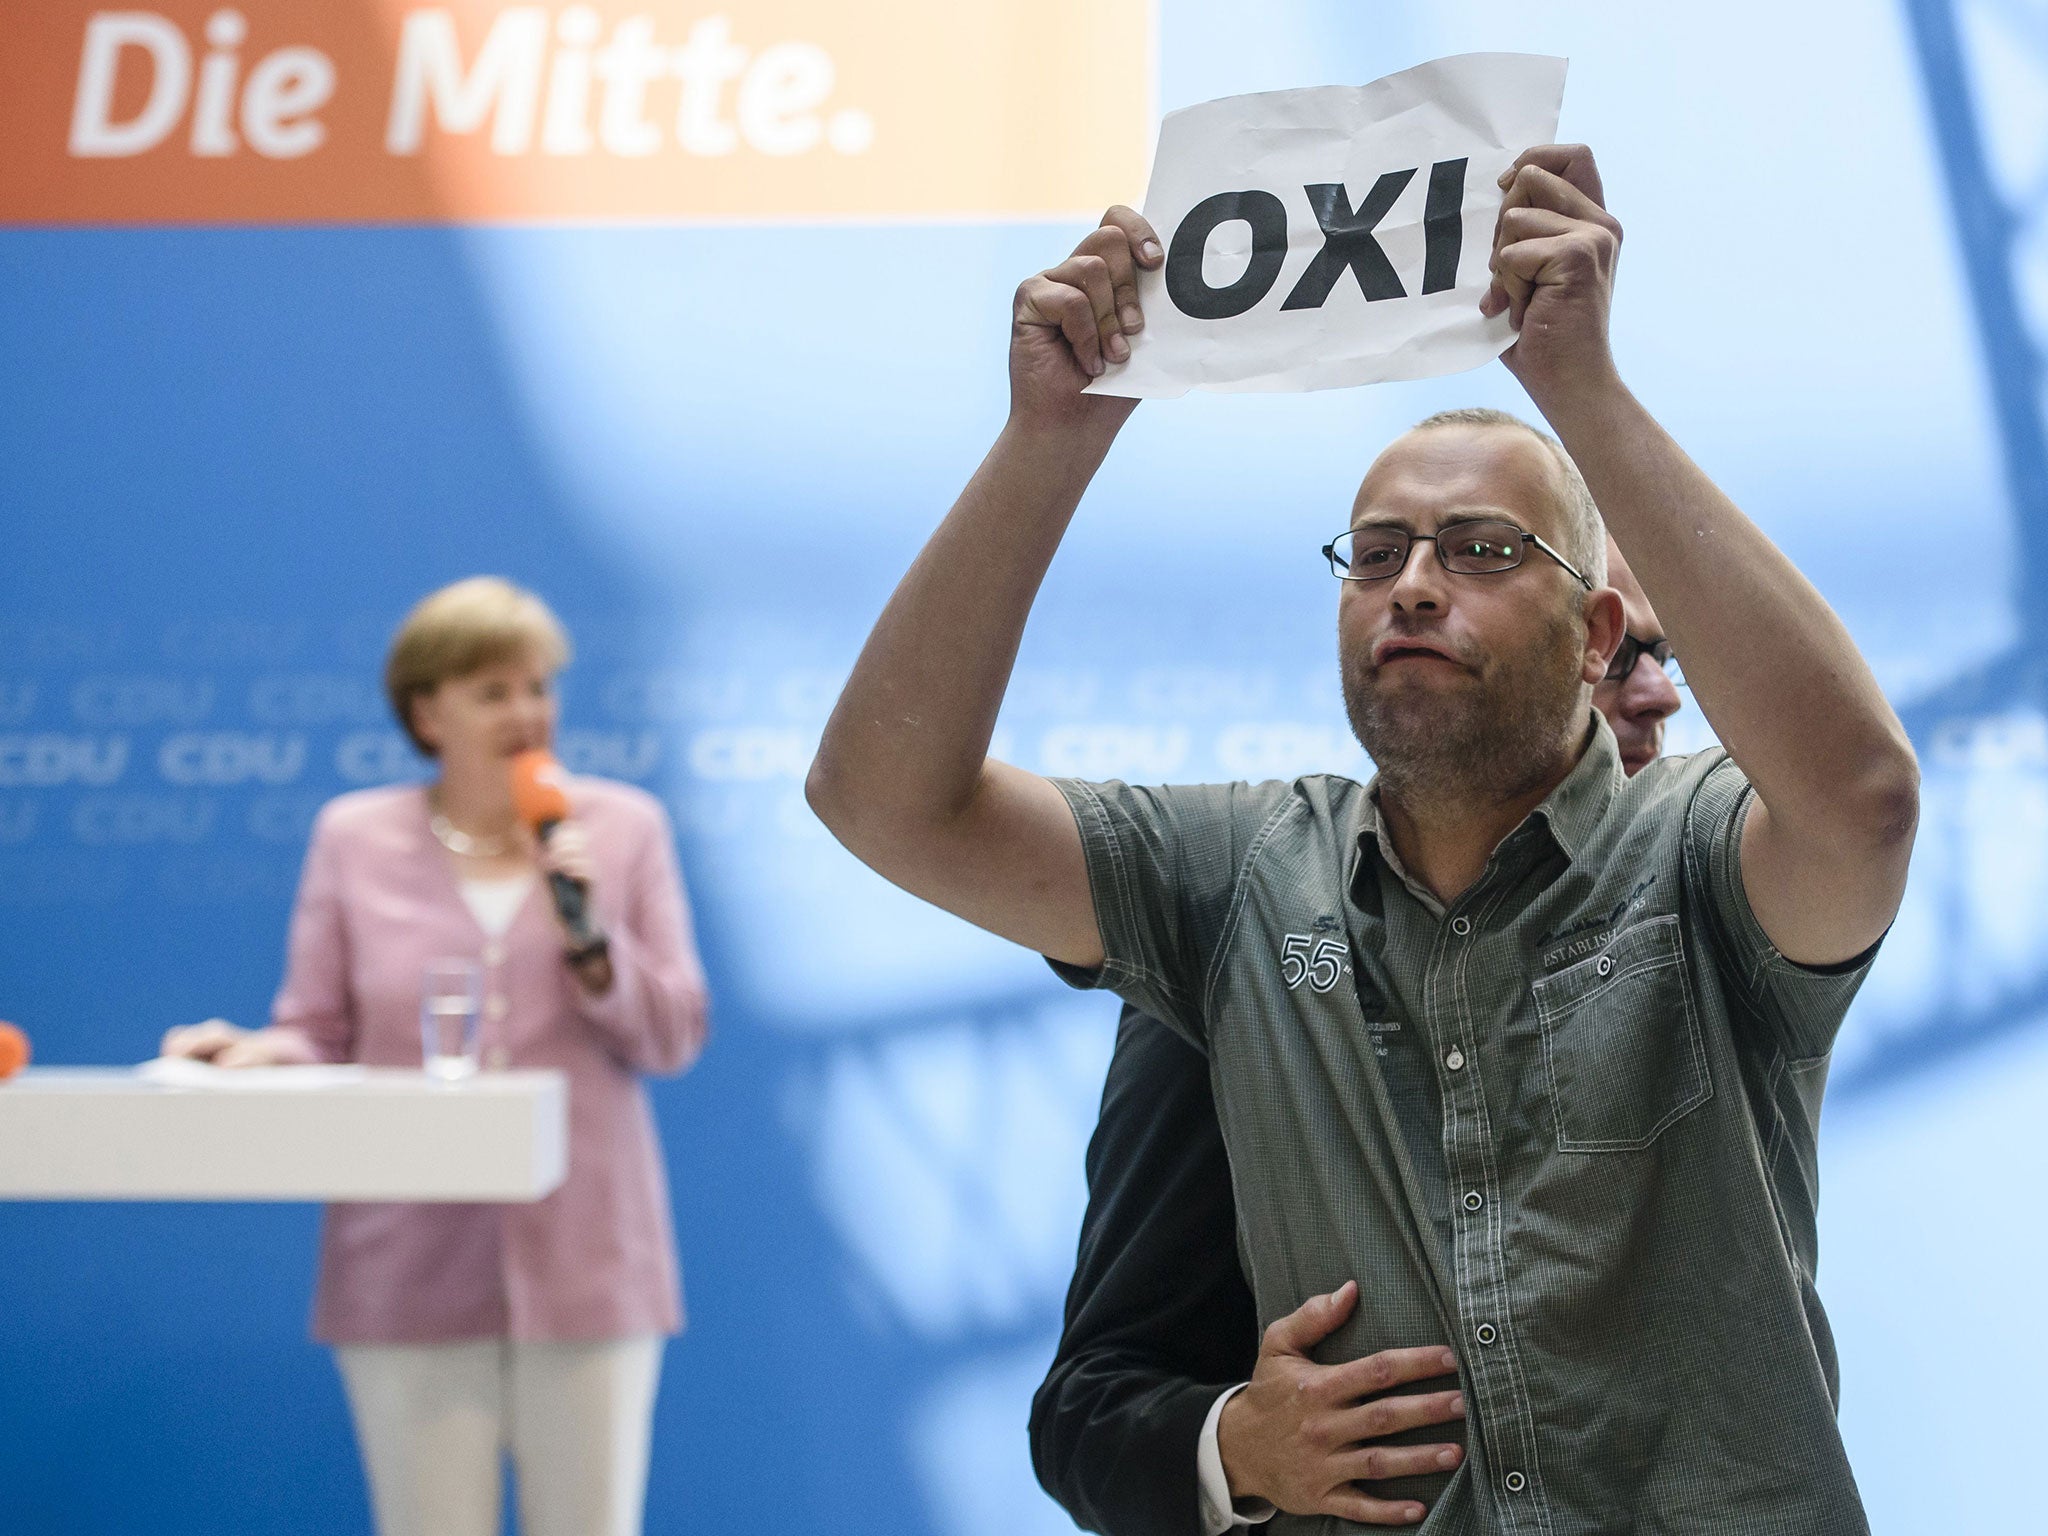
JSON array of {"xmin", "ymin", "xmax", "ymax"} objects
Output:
[{"xmin": 0, "ymin": 1065, "xmax": 567, "ymax": 1202}]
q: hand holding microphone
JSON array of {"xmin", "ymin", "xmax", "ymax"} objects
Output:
[{"xmin": 509, "ymin": 750, "xmax": 612, "ymax": 984}]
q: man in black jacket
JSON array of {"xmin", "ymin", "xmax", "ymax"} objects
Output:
[{"xmin": 1030, "ymin": 537, "xmax": 1685, "ymax": 1536}]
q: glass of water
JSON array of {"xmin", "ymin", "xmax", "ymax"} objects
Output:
[{"xmin": 421, "ymin": 959, "xmax": 483, "ymax": 1080}]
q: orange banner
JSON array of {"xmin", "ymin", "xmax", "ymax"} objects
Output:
[{"xmin": 0, "ymin": 2, "xmax": 1154, "ymax": 225}]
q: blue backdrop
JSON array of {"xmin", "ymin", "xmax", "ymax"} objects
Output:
[{"xmin": 4, "ymin": 3, "xmax": 2045, "ymax": 1532}]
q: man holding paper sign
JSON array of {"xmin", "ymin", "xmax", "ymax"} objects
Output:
[
  {"xmin": 809, "ymin": 119, "xmax": 1913, "ymax": 1536},
  {"xmin": 1031, "ymin": 536, "xmax": 1689, "ymax": 1536}
]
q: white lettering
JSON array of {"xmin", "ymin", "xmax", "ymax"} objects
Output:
[
  {"xmin": 594, "ymin": 15, "xmax": 666, "ymax": 156},
  {"xmin": 0, "ymin": 734, "xmax": 131, "ymax": 788},
  {"xmin": 737, "ymin": 42, "xmax": 831, "ymax": 157},
  {"xmin": 1215, "ymin": 722, "xmax": 1363, "ymax": 781},
  {"xmin": 241, "ymin": 45, "xmax": 334, "ymax": 157},
  {"xmin": 1132, "ymin": 667, "xmax": 1275, "ymax": 714},
  {"xmin": 158, "ymin": 731, "xmax": 307, "ymax": 787},
  {"xmin": 687, "ymin": 726, "xmax": 810, "ymax": 781},
  {"xmin": 671, "ymin": 16, "xmax": 746, "ymax": 156},
  {"xmin": 74, "ymin": 794, "xmax": 216, "ymax": 845},
  {"xmin": 540, "ymin": 4, "xmax": 600, "ymax": 155},
  {"xmin": 336, "ymin": 730, "xmax": 420, "ymax": 784},
  {"xmin": 555, "ymin": 729, "xmax": 661, "ymax": 779},
  {"xmin": 189, "ymin": 8, "xmax": 245, "ymax": 156},
  {"xmin": 248, "ymin": 674, "xmax": 383, "ymax": 725},
  {"xmin": 70, "ymin": 11, "xmax": 192, "ymax": 157},
  {"xmin": 601, "ymin": 671, "xmax": 747, "ymax": 723},
  {"xmin": 386, "ymin": 6, "xmax": 548, "ymax": 155},
  {"xmin": 71, "ymin": 675, "xmax": 214, "ymax": 727},
  {"xmin": 1930, "ymin": 711, "xmax": 2048, "ymax": 770},
  {"xmin": 1038, "ymin": 725, "xmax": 1189, "ymax": 779}
]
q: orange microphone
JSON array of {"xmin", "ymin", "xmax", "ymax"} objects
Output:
[
  {"xmin": 508, "ymin": 750, "xmax": 597, "ymax": 948},
  {"xmin": 0, "ymin": 1020, "xmax": 29, "ymax": 1080},
  {"xmin": 509, "ymin": 748, "xmax": 572, "ymax": 833}
]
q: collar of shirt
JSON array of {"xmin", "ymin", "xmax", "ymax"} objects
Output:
[{"xmin": 1347, "ymin": 709, "xmax": 1625, "ymax": 918}]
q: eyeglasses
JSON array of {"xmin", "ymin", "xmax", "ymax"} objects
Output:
[
  {"xmin": 1323, "ymin": 518, "xmax": 1594, "ymax": 591},
  {"xmin": 1605, "ymin": 631, "xmax": 1687, "ymax": 688}
]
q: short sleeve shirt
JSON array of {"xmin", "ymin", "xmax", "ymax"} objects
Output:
[{"xmin": 1049, "ymin": 712, "xmax": 1876, "ymax": 1536}]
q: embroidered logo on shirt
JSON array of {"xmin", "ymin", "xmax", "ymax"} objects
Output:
[
  {"xmin": 1281, "ymin": 931, "xmax": 1350, "ymax": 993},
  {"xmin": 1363, "ymin": 1017, "xmax": 1402, "ymax": 1058},
  {"xmin": 1535, "ymin": 874, "xmax": 1659, "ymax": 971}
]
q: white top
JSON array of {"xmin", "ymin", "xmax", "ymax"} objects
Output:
[{"xmin": 460, "ymin": 873, "xmax": 535, "ymax": 939}]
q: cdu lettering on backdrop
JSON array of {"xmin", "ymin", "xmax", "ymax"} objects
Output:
[{"xmin": 1088, "ymin": 53, "xmax": 1569, "ymax": 400}]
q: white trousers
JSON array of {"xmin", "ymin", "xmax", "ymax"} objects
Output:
[{"xmin": 334, "ymin": 1336, "xmax": 663, "ymax": 1536}]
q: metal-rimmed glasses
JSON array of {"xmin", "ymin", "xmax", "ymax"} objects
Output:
[
  {"xmin": 1323, "ymin": 518, "xmax": 1594, "ymax": 591},
  {"xmin": 1606, "ymin": 631, "xmax": 1687, "ymax": 688}
]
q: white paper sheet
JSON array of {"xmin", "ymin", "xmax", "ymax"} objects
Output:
[{"xmin": 1086, "ymin": 54, "xmax": 1567, "ymax": 399}]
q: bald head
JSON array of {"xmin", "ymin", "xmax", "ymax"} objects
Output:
[{"xmin": 1404, "ymin": 408, "xmax": 1606, "ymax": 593}]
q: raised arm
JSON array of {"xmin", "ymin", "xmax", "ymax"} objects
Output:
[
  {"xmin": 806, "ymin": 209, "xmax": 1163, "ymax": 969},
  {"xmin": 1485, "ymin": 146, "xmax": 1918, "ymax": 967}
]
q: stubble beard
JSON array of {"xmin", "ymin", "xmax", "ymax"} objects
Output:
[{"xmin": 1342, "ymin": 606, "xmax": 1590, "ymax": 807}]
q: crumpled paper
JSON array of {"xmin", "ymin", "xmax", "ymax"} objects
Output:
[{"xmin": 1086, "ymin": 54, "xmax": 1568, "ymax": 399}]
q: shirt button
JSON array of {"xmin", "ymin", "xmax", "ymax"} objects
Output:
[
  {"xmin": 1462, "ymin": 1190, "xmax": 1485, "ymax": 1212},
  {"xmin": 1451, "ymin": 915, "xmax": 1473, "ymax": 936},
  {"xmin": 1475, "ymin": 1322, "xmax": 1498, "ymax": 1346},
  {"xmin": 1444, "ymin": 1046, "xmax": 1466, "ymax": 1072},
  {"xmin": 483, "ymin": 941, "xmax": 506, "ymax": 966},
  {"xmin": 486, "ymin": 995, "xmax": 508, "ymax": 1021},
  {"xmin": 1597, "ymin": 955, "xmax": 1614, "ymax": 977},
  {"xmin": 1504, "ymin": 1471, "xmax": 1527, "ymax": 1494}
]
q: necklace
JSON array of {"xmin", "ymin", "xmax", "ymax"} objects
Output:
[{"xmin": 429, "ymin": 811, "xmax": 514, "ymax": 858}]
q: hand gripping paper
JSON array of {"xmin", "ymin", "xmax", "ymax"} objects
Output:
[{"xmin": 1086, "ymin": 54, "xmax": 1568, "ymax": 399}]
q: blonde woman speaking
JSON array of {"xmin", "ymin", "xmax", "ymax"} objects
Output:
[{"xmin": 163, "ymin": 577, "xmax": 709, "ymax": 1536}]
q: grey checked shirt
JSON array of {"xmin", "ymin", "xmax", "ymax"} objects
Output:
[{"xmin": 1050, "ymin": 713, "xmax": 1875, "ymax": 1536}]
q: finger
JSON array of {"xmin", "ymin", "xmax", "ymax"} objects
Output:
[
  {"xmin": 1326, "ymin": 1346, "xmax": 1459, "ymax": 1402},
  {"xmin": 1261, "ymin": 1280, "xmax": 1359, "ymax": 1358},
  {"xmin": 1486, "ymin": 213, "xmax": 1533, "ymax": 326},
  {"xmin": 1077, "ymin": 224, "xmax": 1143, "ymax": 334},
  {"xmin": 1333, "ymin": 1439, "xmax": 1464, "ymax": 1484},
  {"xmin": 1493, "ymin": 232, "xmax": 1584, "ymax": 329},
  {"xmin": 1497, "ymin": 143, "xmax": 1605, "ymax": 208},
  {"xmin": 1045, "ymin": 253, "xmax": 1126, "ymax": 363},
  {"xmin": 1016, "ymin": 275, "xmax": 1104, "ymax": 376},
  {"xmin": 1498, "ymin": 164, "xmax": 1619, "ymax": 237},
  {"xmin": 1098, "ymin": 204, "xmax": 1164, "ymax": 269},
  {"xmin": 163, "ymin": 1020, "xmax": 232, "ymax": 1059},
  {"xmin": 214, "ymin": 1038, "xmax": 267, "ymax": 1069},
  {"xmin": 1319, "ymin": 1488, "xmax": 1427, "ymax": 1527},
  {"xmin": 1499, "ymin": 206, "xmax": 1579, "ymax": 245},
  {"xmin": 1330, "ymin": 1388, "xmax": 1467, "ymax": 1444},
  {"xmin": 1493, "ymin": 210, "xmax": 1586, "ymax": 327}
]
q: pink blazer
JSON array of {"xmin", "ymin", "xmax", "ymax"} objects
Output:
[{"xmin": 271, "ymin": 777, "xmax": 709, "ymax": 1345}]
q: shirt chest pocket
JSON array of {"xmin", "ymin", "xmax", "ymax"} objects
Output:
[{"xmin": 1530, "ymin": 913, "xmax": 1712, "ymax": 1152}]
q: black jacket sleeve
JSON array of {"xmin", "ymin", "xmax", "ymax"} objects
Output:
[{"xmin": 1030, "ymin": 1006, "xmax": 1260, "ymax": 1536}]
